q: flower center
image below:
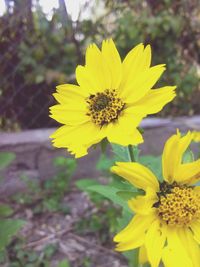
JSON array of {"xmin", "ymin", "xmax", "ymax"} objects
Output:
[
  {"xmin": 154, "ymin": 181, "xmax": 200, "ymax": 226},
  {"xmin": 86, "ymin": 89, "xmax": 125, "ymax": 127}
]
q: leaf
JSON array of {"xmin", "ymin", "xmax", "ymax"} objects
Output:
[
  {"xmin": 123, "ymin": 249, "xmax": 139, "ymax": 267},
  {"xmin": 111, "ymin": 176, "xmax": 135, "ymax": 191},
  {"xmin": 0, "ymin": 219, "xmax": 25, "ymax": 251},
  {"xmin": 111, "ymin": 144, "xmax": 140, "ymax": 162},
  {"xmin": 116, "ymin": 208, "xmax": 132, "ymax": 230},
  {"xmin": 57, "ymin": 259, "xmax": 70, "ymax": 267},
  {"xmin": 100, "ymin": 138, "xmax": 109, "ymax": 153},
  {"xmin": 75, "ymin": 179, "xmax": 99, "ymax": 191},
  {"xmin": 0, "ymin": 152, "xmax": 16, "ymax": 171},
  {"xmin": 116, "ymin": 191, "xmax": 140, "ymax": 201},
  {"xmin": 96, "ymin": 154, "xmax": 115, "ymax": 172},
  {"xmin": 182, "ymin": 149, "xmax": 194, "ymax": 163},
  {"xmin": 0, "ymin": 205, "xmax": 13, "ymax": 217},
  {"xmin": 53, "ymin": 157, "xmax": 77, "ymax": 177},
  {"xmin": 139, "ymin": 155, "xmax": 162, "ymax": 180},
  {"xmin": 88, "ymin": 185, "xmax": 131, "ymax": 213},
  {"xmin": 111, "ymin": 144, "xmax": 130, "ymax": 161}
]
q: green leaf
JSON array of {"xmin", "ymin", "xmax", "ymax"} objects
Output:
[
  {"xmin": 57, "ymin": 259, "xmax": 70, "ymax": 267},
  {"xmin": 111, "ymin": 144, "xmax": 130, "ymax": 161},
  {"xmin": 139, "ymin": 155, "xmax": 162, "ymax": 180},
  {"xmin": 100, "ymin": 138, "xmax": 109, "ymax": 153},
  {"xmin": 0, "ymin": 219, "xmax": 25, "ymax": 251},
  {"xmin": 132, "ymin": 145, "xmax": 140, "ymax": 162},
  {"xmin": 53, "ymin": 157, "xmax": 77, "ymax": 177},
  {"xmin": 96, "ymin": 154, "xmax": 115, "ymax": 172},
  {"xmin": 0, "ymin": 152, "xmax": 16, "ymax": 170},
  {"xmin": 88, "ymin": 185, "xmax": 131, "ymax": 212},
  {"xmin": 182, "ymin": 150, "xmax": 194, "ymax": 163},
  {"xmin": 0, "ymin": 205, "xmax": 13, "ymax": 217},
  {"xmin": 123, "ymin": 249, "xmax": 139, "ymax": 267},
  {"xmin": 111, "ymin": 176, "xmax": 135, "ymax": 190},
  {"xmin": 75, "ymin": 179, "xmax": 99, "ymax": 192},
  {"xmin": 116, "ymin": 191, "xmax": 140, "ymax": 201},
  {"xmin": 53, "ymin": 156, "xmax": 68, "ymax": 166},
  {"xmin": 116, "ymin": 208, "xmax": 132, "ymax": 230},
  {"xmin": 111, "ymin": 144, "xmax": 139, "ymax": 162}
]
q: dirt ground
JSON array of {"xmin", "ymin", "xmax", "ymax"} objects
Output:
[{"xmin": 2, "ymin": 187, "xmax": 128, "ymax": 267}]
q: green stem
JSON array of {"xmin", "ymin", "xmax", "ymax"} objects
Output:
[{"xmin": 127, "ymin": 145, "xmax": 135, "ymax": 162}]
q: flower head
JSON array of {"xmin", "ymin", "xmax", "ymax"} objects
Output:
[
  {"xmin": 112, "ymin": 131, "xmax": 200, "ymax": 267},
  {"xmin": 50, "ymin": 39, "xmax": 176, "ymax": 158}
]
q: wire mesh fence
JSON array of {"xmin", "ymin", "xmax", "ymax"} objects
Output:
[{"xmin": 0, "ymin": 0, "xmax": 88, "ymax": 131}]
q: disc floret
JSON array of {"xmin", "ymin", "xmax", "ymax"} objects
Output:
[
  {"xmin": 154, "ymin": 181, "xmax": 200, "ymax": 226},
  {"xmin": 86, "ymin": 89, "xmax": 125, "ymax": 127}
]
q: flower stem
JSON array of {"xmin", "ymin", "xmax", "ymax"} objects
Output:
[{"xmin": 127, "ymin": 145, "xmax": 135, "ymax": 162}]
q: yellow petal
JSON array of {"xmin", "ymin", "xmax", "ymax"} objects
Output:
[
  {"xmin": 85, "ymin": 43, "xmax": 112, "ymax": 90},
  {"xmin": 175, "ymin": 159, "xmax": 200, "ymax": 184},
  {"xmin": 108, "ymin": 128, "xmax": 143, "ymax": 146},
  {"xmin": 191, "ymin": 221, "xmax": 200, "ymax": 244},
  {"xmin": 162, "ymin": 131, "xmax": 192, "ymax": 183},
  {"xmin": 145, "ymin": 220, "xmax": 167, "ymax": 267},
  {"xmin": 55, "ymin": 84, "xmax": 88, "ymax": 101},
  {"xmin": 126, "ymin": 86, "xmax": 176, "ymax": 115},
  {"xmin": 106, "ymin": 113, "xmax": 143, "ymax": 146},
  {"xmin": 49, "ymin": 104, "xmax": 89, "ymax": 125},
  {"xmin": 162, "ymin": 246, "xmax": 192, "ymax": 267},
  {"xmin": 76, "ymin": 65, "xmax": 102, "ymax": 93},
  {"xmin": 163, "ymin": 227, "xmax": 193, "ymax": 267},
  {"xmin": 139, "ymin": 245, "xmax": 148, "ymax": 265},
  {"xmin": 50, "ymin": 122, "xmax": 106, "ymax": 158},
  {"xmin": 111, "ymin": 162, "xmax": 159, "ymax": 191},
  {"xmin": 121, "ymin": 64, "xmax": 166, "ymax": 103},
  {"xmin": 178, "ymin": 228, "xmax": 200, "ymax": 267},
  {"xmin": 114, "ymin": 214, "xmax": 155, "ymax": 251},
  {"xmin": 121, "ymin": 44, "xmax": 151, "ymax": 90},
  {"xmin": 128, "ymin": 188, "xmax": 157, "ymax": 215},
  {"xmin": 192, "ymin": 131, "xmax": 200, "ymax": 142},
  {"xmin": 101, "ymin": 39, "xmax": 122, "ymax": 89},
  {"xmin": 121, "ymin": 43, "xmax": 144, "ymax": 88}
]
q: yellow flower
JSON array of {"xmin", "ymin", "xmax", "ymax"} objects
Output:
[
  {"xmin": 50, "ymin": 39, "xmax": 176, "ymax": 158},
  {"xmin": 192, "ymin": 131, "xmax": 200, "ymax": 142},
  {"xmin": 112, "ymin": 131, "xmax": 200, "ymax": 267}
]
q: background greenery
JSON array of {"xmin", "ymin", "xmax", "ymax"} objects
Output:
[{"xmin": 0, "ymin": 0, "xmax": 199, "ymax": 131}]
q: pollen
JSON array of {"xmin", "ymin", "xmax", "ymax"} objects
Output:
[
  {"xmin": 86, "ymin": 89, "xmax": 125, "ymax": 127},
  {"xmin": 155, "ymin": 182, "xmax": 200, "ymax": 226}
]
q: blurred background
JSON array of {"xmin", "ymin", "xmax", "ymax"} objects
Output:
[
  {"xmin": 0, "ymin": 0, "xmax": 200, "ymax": 131},
  {"xmin": 0, "ymin": 0, "xmax": 200, "ymax": 266}
]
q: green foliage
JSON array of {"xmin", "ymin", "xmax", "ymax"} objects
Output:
[
  {"xmin": 96, "ymin": 154, "xmax": 115, "ymax": 173},
  {"xmin": 0, "ymin": 0, "xmax": 199, "ymax": 130},
  {"xmin": 88, "ymin": 184, "xmax": 130, "ymax": 212},
  {"xmin": 111, "ymin": 144, "xmax": 130, "ymax": 162},
  {"xmin": 0, "ymin": 219, "xmax": 25, "ymax": 252},
  {"xmin": 0, "ymin": 152, "xmax": 16, "ymax": 171},
  {"xmin": 182, "ymin": 149, "xmax": 195, "ymax": 163},
  {"xmin": 139, "ymin": 155, "xmax": 163, "ymax": 180},
  {"xmin": 0, "ymin": 152, "xmax": 25, "ymax": 254},
  {"xmin": 4, "ymin": 243, "xmax": 58, "ymax": 267},
  {"xmin": 0, "ymin": 153, "xmax": 76, "ymax": 266},
  {"xmin": 57, "ymin": 259, "xmax": 70, "ymax": 267},
  {"xmin": 76, "ymin": 178, "xmax": 99, "ymax": 191},
  {"xmin": 0, "ymin": 204, "xmax": 13, "ymax": 216},
  {"xmin": 13, "ymin": 156, "xmax": 76, "ymax": 213}
]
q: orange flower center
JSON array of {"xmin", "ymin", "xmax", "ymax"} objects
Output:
[{"xmin": 86, "ymin": 89, "xmax": 124, "ymax": 127}]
